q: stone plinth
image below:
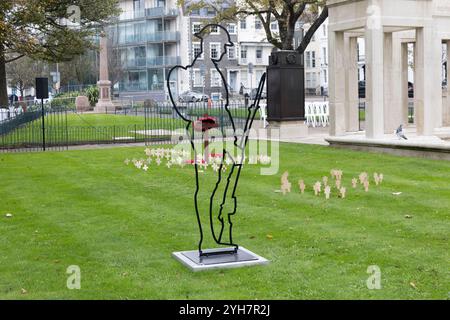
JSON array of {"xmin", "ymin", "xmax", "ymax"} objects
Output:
[
  {"xmin": 326, "ymin": 133, "xmax": 450, "ymax": 161},
  {"xmin": 269, "ymin": 121, "xmax": 308, "ymax": 139},
  {"xmin": 94, "ymin": 80, "xmax": 114, "ymax": 113},
  {"xmin": 75, "ymin": 95, "xmax": 90, "ymax": 112}
]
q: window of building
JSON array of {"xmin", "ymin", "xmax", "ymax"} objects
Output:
[
  {"xmin": 134, "ymin": 46, "xmax": 146, "ymax": 66},
  {"xmin": 240, "ymin": 19, "xmax": 246, "ymax": 29},
  {"xmin": 305, "ymin": 72, "xmax": 317, "ymax": 88},
  {"xmin": 210, "ymin": 43, "xmax": 221, "ymax": 59},
  {"xmin": 305, "ymin": 51, "xmax": 316, "ymax": 68},
  {"xmin": 240, "ymin": 46, "xmax": 247, "ymax": 59},
  {"xmin": 255, "ymin": 17, "xmax": 262, "ymax": 30},
  {"xmin": 227, "ymin": 23, "xmax": 236, "ymax": 34},
  {"xmin": 323, "ymin": 25, "xmax": 327, "ymax": 37},
  {"xmin": 306, "ymin": 72, "xmax": 315, "ymax": 88},
  {"xmin": 210, "ymin": 69, "xmax": 222, "ymax": 87},
  {"xmin": 133, "ymin": 0, "xmax": 141, "ymax": 12},
  {"xmin": 129, "ymin": 71, "xmax": 139, "ymax": 83},
  {"xmin": 270, "ymin": 22, "xmax": 278, "ymax": 31},
  {"xmin": 148, "ymin": 69, "xmax": 163, "ymax": 91},
  {"xmin": 323, "ymin": 69, "xmax": 327, "ymax": 84},
  {"xmin": 228, "ymin": 46, "xmax": 236, "ymax": 60},
  {"xmin": 240, "ymin": 70, "xmax": 248, "ymax": 87},
  {"xmin": 193, "ymin": 69, "xmax": 204, "ymax": 87},
  {"xmin": 119, "ymin": 49, "xmax": 127, "ymax": 64},
  {"xmin": 134, "ymin": 46, "xmax": 146, "ymax": 57},
  {"xmin": 256, "ymin": 70, "xmax": 264, "ymax": 85},
  {"xmin": 157, "ymin": 20, "xmax": 164, "ymax": 32},
  {"xmin": 192, "ymin": 42, "xmax": 203, "ymax": 60},
  {"xmin": 210, "ymin": 25, "xmax": 220, "ymax": 34},
  {"xmin": 322, "ymin": 47, "xmax": 327, "ymax": 64},
  {"xmin": 133, "ymin": 23, "xmax": 145, "ymax": 41},
  {"xmin": 256, "ymin": 47, "xmax": 263, "ymax": 60},
  {"xmin": 192, "ymin": 22, "xmax": 202, "ymax": 34},
  {"xmin": 306, "ymin": 72, "xmax": 311, "ymax": 88}
]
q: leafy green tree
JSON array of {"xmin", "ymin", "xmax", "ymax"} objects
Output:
[{"xmin": 0, "ymin": 0, "xmax": 120, "ymax": 106}]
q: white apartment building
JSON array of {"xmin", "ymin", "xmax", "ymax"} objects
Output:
[
  {"xmin": 110, "ymin": 0, "xmax": 182, "ymax": 101},
  {"xmin": 300, "ymin": 18, "xmax": 329, "ymax": 96},
  {"xmin": 319, "ymin": 18, "xmax": 329, "ymax": 95},
  {"xmin": 235, "ymin": 16, "xmax": 273, "ymax": 94}
]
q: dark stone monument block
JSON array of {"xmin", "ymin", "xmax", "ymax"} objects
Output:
[{"xmin": 267, "ymin": 50, "xmax": 305, "ymax": 121}]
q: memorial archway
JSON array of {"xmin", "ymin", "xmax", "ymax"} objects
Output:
[{"xmin": 327, "ymin": 0, "xmax": 450, "ymax": 138}]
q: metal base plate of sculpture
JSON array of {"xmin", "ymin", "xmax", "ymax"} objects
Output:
[
  {"xmin": 168, "ymin": 24, "xmax": 269, "ymax": 271},
  {"xmin": 172, "ymin": 247, "xmax": 268, "ymax": 272}
]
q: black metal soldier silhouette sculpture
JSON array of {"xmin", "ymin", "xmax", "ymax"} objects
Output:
[{"xmin": 167, "ymin": 24, "xmax": 266, "ymax": 259}]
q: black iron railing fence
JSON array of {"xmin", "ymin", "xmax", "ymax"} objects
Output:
[
  {"xmin": 0, "ymin": 110, "xmax": 41, "ymax": 136},
  {"xmin": 0, "ymin": 100, "xmax": 256, "ymax": 152},
  {"xmin": 2, "ymin": 97, "xmax": 418, "ymax": 152}
]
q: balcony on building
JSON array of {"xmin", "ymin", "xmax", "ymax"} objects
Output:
[
  {"xmin": 117, "ymin": 31, "xmax": 180, "ymax": 46},
  {"xmin": 118, "ymin": 66, "xmax": 175, "ymax": 93},
  {"xmin": 118, "ymin": 7, "xmax": 178, "ymax": 21},
  {"xmin": 239, "ymin": 57, "xmax": 248, "ymax": 65},
  {"xmin": 125, "ymin": 56, "xmax": 181, "ymax": 69}
]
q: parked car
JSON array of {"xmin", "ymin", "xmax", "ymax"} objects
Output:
[
  {"xmin": 249, "ymin": 88, "xmax": 267, "ymax": 100},
  {"xmin": 358, "ymin": 81, "xmax": 365, "ymax": 99},
  {"xmin": 178, "ymin": 91, "xmax": 209, "ymax": 103},
  {"xmin": 408, "ymin": 81, "xmax": 414, "ymax": 98},
  {"xmin": 406, "ymin": 81, "xmax": 446, "ymax": 98}
]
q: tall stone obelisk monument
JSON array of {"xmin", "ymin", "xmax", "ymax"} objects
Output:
[{"xmin": 94, "ymin": 31, "xmax": 114, "ymax": 113}]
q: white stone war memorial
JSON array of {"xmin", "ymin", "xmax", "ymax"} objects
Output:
[
  {"xmin": 326, "ymin": 0, "xmax": 450, "ymax": 159},
  {"xmin": 94, "ymin": 31, "xmax": 115, "ymax": 113}
]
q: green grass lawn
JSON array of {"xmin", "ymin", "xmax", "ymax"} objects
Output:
[
  {"xmin": 0, "ymin": 114, "xmax": 185, "ymax": 147},
  {"xmin": 0, "ymin": 143, "xmax": 449, "ymax": 299},
  {"xmin": 40, "ymin": 113, "xmax": 185, "ymax": 129},
  {"xmin": 65, "ymin": 113, "xmax": 146, "ymax": 126}
]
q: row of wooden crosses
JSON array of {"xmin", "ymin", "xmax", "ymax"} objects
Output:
[{"xmin": 280, "ymin": 169, "xmax": 384, "ymax": 199}]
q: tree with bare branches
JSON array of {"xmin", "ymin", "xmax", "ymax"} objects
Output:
[
  {"xmin": 106, "ymin": 30, "xmax": 125, "ymax": 96},
  {"xmin": 180, "ymin": 0, "xmax": 328, "ymax": 53},
  {"xmin": 6, "ymin": 57, "xmax": 48, "ymax": 99}
]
